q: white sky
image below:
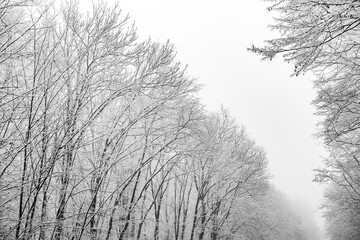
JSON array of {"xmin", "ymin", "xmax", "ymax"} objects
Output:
[{"xmin": 82, "ymin": 0, "xmax": 328, "ymax": 238}]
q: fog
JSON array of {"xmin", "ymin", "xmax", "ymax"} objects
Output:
[{"xmin": 110, "ymin": 0, "xmax": 327, "ymax": 238}]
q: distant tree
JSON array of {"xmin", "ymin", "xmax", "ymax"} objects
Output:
[
  {"xmin": 187, "ymin": 108, "xmax": 269, "ymax": 240},
  {"xmin": 232, "ymin": 186, "xmax": 311, "ymax": 240}
]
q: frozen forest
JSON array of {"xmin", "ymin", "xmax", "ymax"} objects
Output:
[
  {"xmin": 1, "ymin": 0, "xmax": 358, "ymax": 240},
  {"xmin": 252, "ymin": 0, "xmax": 360, "ymax": 239}
]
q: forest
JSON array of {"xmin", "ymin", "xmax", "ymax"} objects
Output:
[{"xmin": 0, "ymin": 0, "xmax": 355, "ymax": 240}]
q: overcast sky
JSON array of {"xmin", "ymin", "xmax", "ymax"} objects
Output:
[{"xmin": 82, "ymin": 0, "xmax": 327, "ymax": 237}]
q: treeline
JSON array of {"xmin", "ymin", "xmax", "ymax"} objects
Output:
[
  {"xmin": 251, "ymin": 0, "xmax": 360, "ymax": 239},
  {"xmin": 1, "ymin": 1, "xmax": 311, "ymax": 239}
]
